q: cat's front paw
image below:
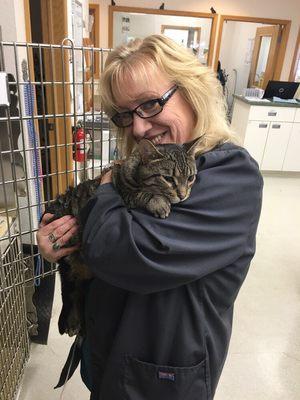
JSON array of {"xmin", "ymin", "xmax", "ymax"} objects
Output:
[
  {"xmin": 147, "ymin": 196, "xmax": 171, "ymax": 218},
  {"xmin": 58, "ymin": 308, "xmax": 81, "ymax": 337}
]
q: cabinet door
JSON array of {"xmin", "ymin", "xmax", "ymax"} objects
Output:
[
  {"xmin": 261, "ymin": 122, "xmax": 293, "ymax": 171},
  {"xmin": 282, "ymin": 123, "xmax": 300, "ymax": 171},
  {"xmin": 249, "ymin": 106, "xmax": 296, "ymax": 122},
  {"xmin": 244, "ymin": 121, "xmax": 269, "ymax": 166}
]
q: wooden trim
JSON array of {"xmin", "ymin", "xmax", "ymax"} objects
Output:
[
  {"xmin": 108, "ymin": 6, "xmax": 217, "ymax": 67},
  {"xmin": 108, "ymin": 5, "xmax": 113, "ymax": 48},
  {"xmin": 214, "ymin": 15, "xmax": 291, "ymax": 78},
  {"xmin": 23, "ymin": 0, "xmax": 32, "ymax": 42},
  {"xmin": 41, "ymin": 0, "xmax": 51, "ymax": 43},
  {"xmin": 89, "ymin": 3, "xmax": 100, "ymax": 78},
  {"xmin": 254, "ymin": 26, "xmax": 278, "ymax": 36},
  {"xmin": 273, "ymin": 21, "xmax": 291, "ymax": 80},
  {"xmin": 207, "ymin": 14, "xmax": 218, "ymax": 66},
  {"xmin": 41, "ymin": 0, "xmax": 73, "ymax": 195},
  {"xmin": 109, "ymin": 5, "xmax": 215, "ymax": 19},
  {"xmin": 216, "ymin": 14, "xmax": 290, "ymax": 25},
  {"xmin": 289, "ymin": 27, "xmax": 300, "ymax": 81},
  {"xmin": 265, "ymin": 26, "xmax": 281, "ymax": 87},
  {"xmin": 247, "ymin": 29, "xmax": 263, "ymax": 87},
  {"xmin": 248, "ymin": 25, "xmax": 280, "ymax": 89},
  {"xmin": 23, "ymin": 0, "xmax": 34, "ymax": 83},
  {"xmin": 213, "ymin": 15, "xmax": 225, "ymax": 71}
]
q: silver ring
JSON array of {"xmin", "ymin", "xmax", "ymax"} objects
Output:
[
  {"xmin": 52, "ymin": 242, "xmax": 61, "ymax": 251},
  {"xmin": 48, "ymin": 233, "xmax": 57, "ymax": 243}
]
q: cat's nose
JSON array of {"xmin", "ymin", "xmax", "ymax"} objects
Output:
[{"xmin": 178, "ymin": 191, "xmax": 186, "ymax": 200}]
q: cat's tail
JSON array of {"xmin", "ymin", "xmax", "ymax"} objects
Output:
[{"xmin": 54, "ymin": 334, "xmax": 83, "ymax": 390}]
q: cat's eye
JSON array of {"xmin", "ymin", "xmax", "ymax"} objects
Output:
[
  {"xmin": 148, "ymin": 174, "xmax": 161, "ymax": 179},
  {"xmin": 188, "ymin": 175, "xmax": 195, "ymax": 182},
  {"xmin": 163, "ymin": 176, "xmax": 174, "ymax": 184}
]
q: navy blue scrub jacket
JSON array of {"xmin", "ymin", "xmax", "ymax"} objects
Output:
[{"xmin": 80, "ymin": 142, "xmax": 263, "ymax": 400}]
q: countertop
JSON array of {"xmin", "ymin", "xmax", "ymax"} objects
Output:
[{"xmin": 233, "ymin": 94, "xmax": 300, "ymax": 108}]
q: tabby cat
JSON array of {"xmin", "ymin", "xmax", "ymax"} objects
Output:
[{"xmin": 45, "ymin": 137, "xmax": 200, "ymax": 338}]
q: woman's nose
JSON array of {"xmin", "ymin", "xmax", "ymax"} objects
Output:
[{"xmin": 132, "ymin": 113, "xmax": 153, "ymax": 140}]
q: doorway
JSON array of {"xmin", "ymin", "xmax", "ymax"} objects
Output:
[
  {"xmin": 248, "ymin": 25, "xmax": 280, "ymax": 89},
  {"xmin": 215, "ymin": 16, "xmax": 291, "ymax": 115}
]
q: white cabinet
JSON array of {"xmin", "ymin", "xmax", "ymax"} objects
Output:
[
  {"xmin": 248, "ymin": 106, "xmax": 295, "ymax": 122},
  {"xmin": 282, "ymin": 123, "xmax": 300, "ymax": 171},
  {"xmin": 231, "ymin": 97, "xmax": 300, "ymax": 171},
  {"xmin": 261, "ymin": 122, "xmax": 293, "ymax": 170},
  {"xmin": 244, "ymin": 121, "xmax": 269, "ymax": 166}
]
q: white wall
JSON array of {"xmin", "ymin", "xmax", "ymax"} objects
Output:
[
  {"xmin": 0, "ymin": 0, "xmax": 27, "ymax": 42},
  {"xmin": 0, "ymin": 0, "xmax": 27, "ymax": 74},
  {"xmin": 13, "ymin": 0, "xmax": 27, "ymax": 42},
  {"xmin": 113, "ymin": 12, "xmax": 212, "ymax": 63},
  {"xmin": 93, "ymin": 0, "xmax": 300, "ymax": 81},
  {"xmin": 0, "ymin": 0, "xmax": 17, "ymax": 41},
  {"xmin": 219, "ymin": 21, "xmax": 265, "ymax": 104},
  {"xmin": 113, "ymin": 12, "xmax": 156, "ymax": 45}
]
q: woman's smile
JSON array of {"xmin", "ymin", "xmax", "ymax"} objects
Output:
[{"xmin": 116, "ymin": 68, "xmax": 196, "ymax": 145}]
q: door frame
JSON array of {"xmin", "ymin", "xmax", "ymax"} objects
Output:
[
  {"xmin": 108, "ymin": 5, "xmax": 217, "ymax": 67},
  {"xmin": 214, "ymin": 15, "xmax": 291, "ymax": 79},
  {"xmin": 289, "ymin": 27, "xmax": 300, "ymax": 81},
  {"xmin": 89, "ymin": 3, "xmax": 100, "ymax": 78},
  {"xmin": 248, "ymin": 25, "xmax": 280, "ymax": 89},
  {"xmin": 24, "ymin": 0, "xmax": 73, "ymax": 195}
]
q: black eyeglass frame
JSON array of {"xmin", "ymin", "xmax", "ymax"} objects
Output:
[{"xmin": 111, "ymin": 84, "xmax": 178, "ymax": 128}]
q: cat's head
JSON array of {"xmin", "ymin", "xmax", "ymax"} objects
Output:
[{"xmin": 136, "ymin": 137, "xmax": 201, "ymax": 204}]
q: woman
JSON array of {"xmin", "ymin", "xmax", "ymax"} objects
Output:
[{"xmin": 37, "ymin": 35, "xmax": 263, "ymax": 399}]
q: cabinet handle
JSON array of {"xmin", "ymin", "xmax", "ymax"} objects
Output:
[
  {"xmin": 259, "ymin": 123, "xmax": 268, "ymax": 128},
  {"xmin": 272, "ymin": 124, "xmax": 281, "ymax": 129},
  {"xmin": 268, "ymin": 111, "xmax": 277, "ymax": 116}
]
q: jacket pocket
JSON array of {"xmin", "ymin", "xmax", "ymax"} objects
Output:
[{"xmin": 123, "ymin": 355, "xmax": 208, "ymax": 400}]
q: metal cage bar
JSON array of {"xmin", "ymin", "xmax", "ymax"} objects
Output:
[{"xmin": 0, "ymin": 40, "xmax": 115, "ymax": 400}]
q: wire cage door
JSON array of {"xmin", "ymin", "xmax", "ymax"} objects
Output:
[{"xmin": 0, "ymin": 39, "xmax": 115, "ymax": 400}]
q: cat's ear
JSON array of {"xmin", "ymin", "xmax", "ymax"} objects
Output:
[
  {"xmin": 138, "ymin": 139, "xmax": 164, "ymax": 163},
  {"xmin": 183, "ymin": 137, "xmax": 202, "ymax": 157}
]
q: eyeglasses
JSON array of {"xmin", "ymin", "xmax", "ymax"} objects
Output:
[{"xmin": 111, "ymin": 85, "xmax": 178, "ymax": 128}]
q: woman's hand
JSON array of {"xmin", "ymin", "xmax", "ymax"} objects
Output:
[{"xmin": 37, "ymin": 213, "xmax": 80, "ymax": 263}]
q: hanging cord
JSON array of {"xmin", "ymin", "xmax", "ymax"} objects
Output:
[
  {"xmin": 58, "ymin": 335, "xmax": 81, "ymax": 400},
  {"xmin": 228, "ymin": 68, "xmax": 238, "ymax": 121},
  {"xmin": 22, "ymin": 59, "xmax": 43, "ymax": 286}
]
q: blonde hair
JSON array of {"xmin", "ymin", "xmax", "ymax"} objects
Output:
[{"xmin": 100, "ymin": 34, "xmax": 237, "ymax": 157}]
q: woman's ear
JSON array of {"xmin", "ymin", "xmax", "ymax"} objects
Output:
[
  {"xmin": 138, "ymin": 139, "xmax": 164, "ymax": 163},
  {"xmin": 183, "ymin": 137, "xmax": 202, "ymax": 157}
]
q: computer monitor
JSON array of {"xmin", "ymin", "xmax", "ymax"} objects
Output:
[{"xmin": 262, "ymin": 80, "xmax": 299, "ymax": 100}]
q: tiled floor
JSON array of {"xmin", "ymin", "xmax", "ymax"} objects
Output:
[{"xmin": 18, "ymin": 173, "xmax": 300, "ymax": 400}]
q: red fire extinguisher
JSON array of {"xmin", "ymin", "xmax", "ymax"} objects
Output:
[{"xmin": 73, "ymin": 122, "xmax": 87, "ymax": 162}]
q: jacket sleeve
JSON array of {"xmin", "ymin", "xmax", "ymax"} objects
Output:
[{"xmin": 80, "ymin": 146, "xmax": 263, "ymax": 294}]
